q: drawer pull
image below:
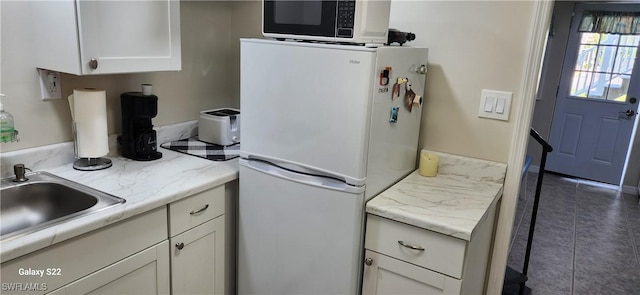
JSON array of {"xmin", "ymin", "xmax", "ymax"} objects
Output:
[
  {"xmin": 398, "ymin": 240, "xmax": 425, "ymax": 251},
  {"xmin": 176, "ymin": 242, "xmax": 185, "ymax": 250},
  {"xmin": 189, "ymin": 204, "xmax": 209, "ymax": 215}
]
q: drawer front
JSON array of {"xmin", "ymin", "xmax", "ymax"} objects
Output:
[
  {"xmin": 169, "ymin": 185, "xmax": 225, "ymax": 236},
  {"xmin": 365, "ymin": 215, "xmax": 466, "ymax": 278}
]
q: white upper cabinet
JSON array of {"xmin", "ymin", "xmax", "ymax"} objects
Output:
[{"xmin": 31, "ymin": 0, "xmax": 181, "ymax": 75}]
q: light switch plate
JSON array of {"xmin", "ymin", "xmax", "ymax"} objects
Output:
[{"xmin": 478, "ymin": 89, "xmax": 512, "ymax": 121}]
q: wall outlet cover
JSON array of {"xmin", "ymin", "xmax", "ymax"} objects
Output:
[{"xmin": 38, "ymin": 69, "xmax": 62, "ymax": 100}]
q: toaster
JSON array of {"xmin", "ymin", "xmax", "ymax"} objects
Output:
[{"xmin": 198, "ymin": 108, "xmax": 240, "ymax": 146}]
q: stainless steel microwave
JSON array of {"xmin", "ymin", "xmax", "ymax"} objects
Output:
[{"xmin": 262, "ymin": 0, "xmax": 391, "ymax": 44}]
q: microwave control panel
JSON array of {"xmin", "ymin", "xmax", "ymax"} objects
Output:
[{"xmin": 336, "ymin": 0, "xmax": 355, "ymax": 38}]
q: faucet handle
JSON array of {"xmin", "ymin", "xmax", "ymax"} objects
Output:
[{"xmin": 13, "ymin": 164, "xmax": 30, "ymax": 182}]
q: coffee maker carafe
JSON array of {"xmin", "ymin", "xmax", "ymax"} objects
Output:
[{"xmin": 119, "ymin": 84, "xmax": 162, "ymax": 161}]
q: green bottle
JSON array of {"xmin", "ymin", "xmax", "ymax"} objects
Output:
[{"xmin": 0, "ymin": 94, "xmax": 15, "ymax": 142}]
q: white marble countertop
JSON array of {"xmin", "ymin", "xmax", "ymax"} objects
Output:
[
  {"xmin": 366, "ymin": 151, "xmax": 507, "ymax": 241},
  {"xmin": 0, "ymin": 122, "xmax": 239, "ymax": 263}
]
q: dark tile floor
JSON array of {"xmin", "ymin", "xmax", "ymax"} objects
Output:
[{"xmin": 505, "ymin": 172, "xmax": 640, "ymax": 295}]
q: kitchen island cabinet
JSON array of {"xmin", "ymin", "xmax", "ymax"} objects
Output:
[
  {"xmin": 30, "ymin": 0, "xmax": 181, "ymax": 75},
  {"xmin": 363, "ymin": 151, "xmax": 506, "ymax": 295}
]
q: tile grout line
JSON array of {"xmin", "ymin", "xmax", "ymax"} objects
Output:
[
  {"xmin": 621, "ymin": 193, "xmax": 640, "ymax": 276},
  {"xmin": 570, "ymin": 178, "xmax": 578, "ymax": 295},
  {"xmin": 509, "ymin": 175, "xmax": 532, "ymax": 253}
]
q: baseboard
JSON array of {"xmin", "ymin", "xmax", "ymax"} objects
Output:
[
  {"xmin": 621, "ymin": 185, "xmax": 639, "ymax": 195},
  {"xmin": 525, "ymin": 166, "xmax": 638, "ymax": 195},
  {"xmin": 527, "ymin": 165, "xmax": 540, "ymax": 174}
]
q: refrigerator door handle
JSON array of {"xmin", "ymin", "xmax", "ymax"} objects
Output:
[{"xmin": 240, "ymin": 158, "xmax": 365, "ymax": 194}]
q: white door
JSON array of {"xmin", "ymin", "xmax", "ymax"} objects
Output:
[
  {"xmin": 237, "ymin": 159, "xmax": 365, "ymax": 295},
  {"xmin": 170, "ymin": 218, "xmax": 225, "ymax": 295},
  {"xmin": 47, "ymin": 241, "xmax": 170, "ymax": 295},
  {"xmin": 77, "ymin": 0, "xmax": 181, "ymax": 74},
  {"xmin": 546, "ymin": 3, "xmax": 640, "ymax": 184},
  {"xmin": 240, "ymin": 39, "xmax": 376, "ymax": 184},
  {"xmin": 361, "ymin": 250, "xmax": 462, "ymax": 295}
]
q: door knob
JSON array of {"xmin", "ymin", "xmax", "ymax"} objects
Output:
[
  {"xmin": 89, "ymin": 58, "xmax": 98, "ymax": 70},
  {"xmin": 619, "ymin": 109, "xmax": 636, "ymax": 119},
  {"xmin": 364, "ymin": 258, "xmax": 373, "ymax": 266}
]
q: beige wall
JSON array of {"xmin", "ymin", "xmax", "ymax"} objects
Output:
[
  {"xmin": 390, "ymin": 1, "xmax": 536, "ymax": 163},
  {"xmin": 2, "ymin": 0, "xmax": 537, "ymax": 162},
  {"xmin": 0, "ymin": 1, "xmax": 239, "ymax": 153}
]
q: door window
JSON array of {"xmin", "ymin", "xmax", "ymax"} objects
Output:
[{"xmin": 570, "ymin": 33, "xmax": 639, "ymax": 101}]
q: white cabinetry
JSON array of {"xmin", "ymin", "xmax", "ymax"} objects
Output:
[
  {"xmin": 362, "ymin": 204, "xmax": 496, "ymax": 295},
  {"xmin": 0, "ymin": 207, "xmax": 169, "ymax": 295},
  {"xmin": 168, "ymin": 181, "xmax": 237, "ymax": 295},
  {"xmin": 0, "ymin": 181, "xmax": 237, "ymax": 295},
  {"xmin": 47, "ymin": 241, "xmax": 170, "ymax": 295},
  {"xmin": 168, "ymin": 185, "xmax": 227, "ymax": 295},
  {"xmin": 170, "ymin": 219, "xmax": 224, "ymax": 295},
  {"xmin": 30, "ymin": 0, "xmax": 181, "ymax": 75},
  {"xmin": 362, "ymin": 250, "xmax": 461, "ymax": 294}
]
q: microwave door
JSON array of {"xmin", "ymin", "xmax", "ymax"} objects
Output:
[{"xmin": 263, "ymin": 0, "xmax": 337, "ymax": 37}]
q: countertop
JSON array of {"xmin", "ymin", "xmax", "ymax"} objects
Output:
[
  {"xmin": 366, "ymin": 151, "xmax": 507, "ymax": 241},
  {"xmin": 1, "ymin": 146, "xmax": 239, "ymax": 263}
]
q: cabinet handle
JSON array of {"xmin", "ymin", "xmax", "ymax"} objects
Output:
[
  {"xmin": 89, "ymin": 58, "xmax": 98, "ymax": 70},
  {"xmin": 364, "ymin": 258, "xmax": 373, "ymax": 266},
  {"xmin": 176, "ymin": 242, "xmax": 185, "ymax": 250},
  {"xmin": 398, "ymin": 240, "xmax": 425, "ymax": 251},
  {"xmin": 189, "ymin": 204, "xmax": 209, "ymax": 215}
]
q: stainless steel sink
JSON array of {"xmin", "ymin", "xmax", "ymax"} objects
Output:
[{"xmin": 0, "ymin": 171, "xmax": 125, "ymax": 240}]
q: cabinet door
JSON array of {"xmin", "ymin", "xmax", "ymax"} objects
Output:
[
  {"xmin": 171, "ymin": 217, "xmax": 225, "ymax": 295},
  {"xmin": 362, "ymin": 250, "xmax": 461, "ymax": 295},
  {"xmin": 76, "ymin": 0, "xmax": 181, "ymax": 74},
  {"xmin": 47, "ymin": 241, "xmax": 170, "ymax": 295}
]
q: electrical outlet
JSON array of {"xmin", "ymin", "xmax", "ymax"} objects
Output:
[{"xmin": 38, "ymin": 69, "xmax": 62, "ymax": 100}]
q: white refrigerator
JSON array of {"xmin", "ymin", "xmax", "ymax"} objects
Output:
[{"xmin": 238, "ymin": 38, "xmax": 428, "ymax": 294}]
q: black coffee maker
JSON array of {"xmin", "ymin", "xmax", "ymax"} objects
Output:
[{"xmin": 119, "ymin": 84, "xmax": 162, "ymax": 161}]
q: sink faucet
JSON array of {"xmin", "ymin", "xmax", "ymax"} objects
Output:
[{"xmin": 13, "ymin": 164, "xmax": 31, "ymax": 182}]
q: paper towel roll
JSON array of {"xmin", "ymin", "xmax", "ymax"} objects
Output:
[{"xmin": 70, "ymin": 89, "xmax": 109, "ymax": 158}]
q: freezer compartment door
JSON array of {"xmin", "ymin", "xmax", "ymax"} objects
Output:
[
  {"xmin": 240, "ymin": 39, "xmax": 376, "ymax": 183},
  {"xmin": 238, "ymin": 161, "xmax": 365, "ymax": 295}
]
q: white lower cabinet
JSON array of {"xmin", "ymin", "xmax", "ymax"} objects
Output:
[
  {"xmin": 47, "ymin": 241, "xmax": 170, "ymax": 295},
  {"xmin": 170, "ymin": 217, "xmax": 225, "ymax": 295},
  {"xmin": 362, "ymin": 250, "xmax": 461, "ymax": 295},
  {"xmin": 363, "ymin": 203, "xmax": 497, "ymax": 295},
  {"xmin": 0, "ymin": 181, "xmax": 237, "ymax": 295},
  {"xmin": 0, "ymin": 207, "xmax": 168, "ymax": 295},
  {"xmin": 168, "ymin": 181, "xmax": 236, "ymax": 295}
]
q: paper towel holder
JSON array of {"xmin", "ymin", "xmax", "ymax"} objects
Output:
[
  {"xmin": 73, "ymin": 158, "xmax": 112, "ymax": 171},
  {"xmin": 72, "ymin": 121, "xmax": 112, "ymax": 171}
]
